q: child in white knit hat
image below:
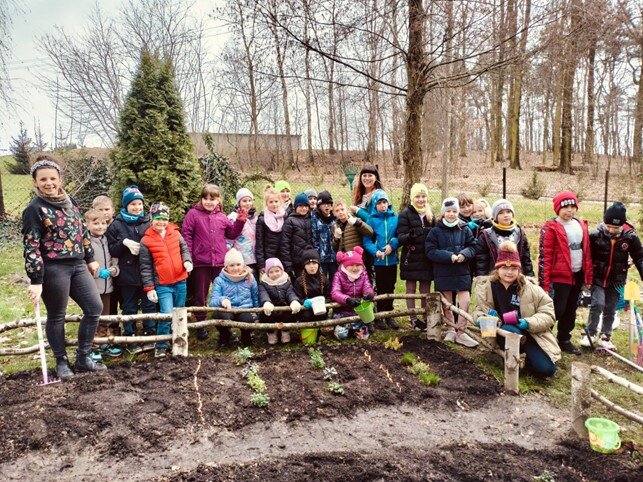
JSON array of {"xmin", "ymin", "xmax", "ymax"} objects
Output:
[
  {"xmin": 209, "ymin": 248, "xmax": 259, "ymax": 348},
  {"xmin": 228, "ymin": 187, "xmax": 258, "ymax": 273}
]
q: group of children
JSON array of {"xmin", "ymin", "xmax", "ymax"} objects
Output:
[{"xmin": 81, "ymin": 171, "xmax": 643, "ymax": 366}]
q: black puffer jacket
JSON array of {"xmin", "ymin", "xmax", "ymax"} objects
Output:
[
  {"xmin": 294, "ymin": 271, "xmax": 330, "ymax": 300},
  {"xmin": 255, "ymin": 213, "xmax": 283, "ymax": 271},
  {"xmin": 106, "ymin": 213, "xmax": 151, "ymax": 286},
  {"xmin": 258, "ymin": 278, "xmax": 299, "ymax": 306},
  {"xmin": 475, "ymin": 225, "xmax": 534, "ymax": 277},
  {"xmin": 590, "ymin": 223, "xmax": 643, "ymax": 287},
  {"xmin": 397, "ymin": 205, "xmax": 434, "ymax": 281},
  {"xmin": 279, "ymin": 212, "xmax": 313, "ymax": 274}
]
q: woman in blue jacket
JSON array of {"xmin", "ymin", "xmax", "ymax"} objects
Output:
[{"xmin": 425, "ymin": 198, "xmax": 478, "ymax": 348}]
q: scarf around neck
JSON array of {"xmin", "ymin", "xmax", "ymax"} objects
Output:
[
  {"xmin": 35, "ymin": 187, "xmax": 72, "ymax": 210},
  {"xmin": 119, "ymin": 208, "xmax": 146, "ymax": 224},
  {"xmin": 442, "ymin": 218, "xmax": 459, "ymax": 228},
  {"xmin": 264, "ymin": 208, "xmax": 285, "ymax": 232},
  {"xmin": 223, "ymin": 267, "xmax": 251, "ymax": 282},
  {"xmin": 492, "ymin": 220, "xmax": 517, "ymax": 232},
  {"xmin": 260, "ymin": 271, "xmax": 290, "ymax": 286},
  {"xmin": 340, "ymin": 264, "xmax": 362, "ymax": 282}
]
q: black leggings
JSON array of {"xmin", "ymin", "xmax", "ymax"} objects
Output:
[
  {"xmin": 41, "ymin": 260, "xmax": 103, "ymax": 358},
  {"xmin": 217, "ymin": 311, "xmax": 257, "ymax": 346}
]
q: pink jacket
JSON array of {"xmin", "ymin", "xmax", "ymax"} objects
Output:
[
  {"xmin": 331, "ymin": 269, "xmax": 375, "ymax": 316},
  {"xmin": 181, "ymin": 203, "xmax": 244, "ymax": 267}
]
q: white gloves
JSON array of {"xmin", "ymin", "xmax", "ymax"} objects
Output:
[
  {"xmin": 221, "ymin": 299, "xmax": 232, "ymax": 310},
  {"xmin": 123, "ymin": 238, "xmax": 140, "ymax": 255},
  {"xmin": 347, "ymin": 216, "xmax": 358, "ymax": 225},
  {"xmin": 451, "ymin": 254, "xmax": 465, "ymax": 263},
  {"xmin": 184, "ymin": 261, "xmax": 193, "ymax": 273},
  {"xmin": 27, "ymin": 284, "xmax": 43, "ymax": 303},
  {"xmin": 290, "ymin": 300, "xmax": 302, "ymax": 314},
  {"xmin": 147, "ymin": 290, "xmax": 158, "ymax": 303},
  {"xmin": 334, "ymin": 225, "xmax": 343, "ymax": 239},
  {"xmin": 263, "ymin": 302, "xmax": 275, "ymax": 315}
]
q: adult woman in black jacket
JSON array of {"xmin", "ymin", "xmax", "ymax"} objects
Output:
[{"xmin": 23, "ymin": 156, "xmax": 105, "ymax": 380}]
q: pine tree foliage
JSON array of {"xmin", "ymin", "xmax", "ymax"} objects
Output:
[
  {"xmin": 111, "ymin": 49, "xmax": 200, "ymax": 222},
  {"xmin": 9, "ymin": 121, "xmax": 33, "ymax": 174}
]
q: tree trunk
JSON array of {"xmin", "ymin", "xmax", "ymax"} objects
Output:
[
  {"xmin": 583, "ymin": 38, "xmax": 596, "ymax": 166},
  {"xmin": 304, "ymin": 0, "xmax": 314, "ymax": 164},
  {"xmin": 508, "ymin": 0, "xmax": 530, "ymax": 170},
  {"xmin": 490, "ymin": 0, "xmax": 506, "ymax": 165},
  {"xmin": 401, "ymin": 0, "xmax": 426, "ymax": 209},
  {"xmin": 328, "ymin": 62, "xmax": 337, "ymax": 154},
  {"xmin": 633, "ymin": 34, "xmax": 643, "ymax": 166},
  {"xmin": 552, "ymin": 62, "xmax": 564, "ymax": 167}
]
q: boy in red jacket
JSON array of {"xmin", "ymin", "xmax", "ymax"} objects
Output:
[
  {"xmin": 538, "ymin": 191, "xmax": 592, "ymax": 355},
  {"xmin": 140, "ymin": 202, "xmax": 193, "ymax": 358}
]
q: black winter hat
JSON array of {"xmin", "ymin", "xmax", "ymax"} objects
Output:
[
  {"xmin": 604, "ymin": 202, "xmax": 626, "ymax": 226},
  {"xmin": 300, "ymin": 248, "xmax": 320, "ymax": 265},
  {"xmin": 317, "ymin": 190, "xmax": 333, "ymax": 206}
]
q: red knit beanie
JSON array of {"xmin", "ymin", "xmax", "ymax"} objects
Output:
[
  {"xmin": 553, "ymin": 191, "xmax": 579, "ymax": 214},
  {"xmin": 494, "ymin": 241, "xmax": 521, "ymax": 269}
]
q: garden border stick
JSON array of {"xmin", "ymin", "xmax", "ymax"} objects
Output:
[{"xmin": 34, "ymin": 300, "xmax": 60, "ymax": 386}]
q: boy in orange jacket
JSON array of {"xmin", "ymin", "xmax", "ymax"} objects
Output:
[{"xmin": 139, "ymin": 202, "xmax": 193, "ymax": 357}]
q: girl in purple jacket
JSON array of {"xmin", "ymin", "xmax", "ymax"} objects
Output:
[
  {"xmin": 182, "ymin": 184, "xmax": 247, "ymax": 340},
  {"xmin": 331, "ymin": 246, "xmax": 376, "ymax": 340}
]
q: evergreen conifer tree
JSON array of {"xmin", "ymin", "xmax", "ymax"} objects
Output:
[
  {"xmin": 9, "ymin": 122, "xmax": 33, "ymax": 174},
  {"xmin": 111, "ymin": 49, "xmax": 200, "ymax": 222}
]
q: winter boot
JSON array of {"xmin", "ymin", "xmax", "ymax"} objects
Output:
[
  {"xmin": 267, "ymin": 331, "xmax": 278, "ymax": 345},
  {"xmin": 74, "ymin": 353, "xmax": 108, "ymax": 373},
  {"xmin": 196, "ymin": 328, "xmax": 210, "ymax": 341},
  {"xmin": 280, "ymin": 330, "xmax": 291, "ymax": 344},
  {"xmin": 55, "ymin": 356, "xmax": 74, "ymax": 381}
]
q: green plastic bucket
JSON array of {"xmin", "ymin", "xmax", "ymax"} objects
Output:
[
  {"xmin": 354, "ymin": 301, "xmax": 375, "ymax": 324},
  {"xmin": 585, "ymin": 418, "xmax": 621, "ymax": 454},
  {"xmin": 300, "ymin": 328, "xmax": 319, "ymax": 345}
]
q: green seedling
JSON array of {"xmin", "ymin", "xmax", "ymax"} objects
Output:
[
  {"xmin": 401, "ymin": 352, "xmax": 417, "ymax": 366},
  {"xmin": 241, "ymin": 363, "xmax": 258, "ymax": 378},
  {"xmin": 408, "ymin": 361, "xmax": 430, "ymax": 375},
  {"xmin": 234, "ymin": 347, "xmax": 254, "ymax": 365},
  {"xmin": 384, "ymin": 337, "xmax": 403, "ymax": 351},
  {"xmin": 308, "ymin": 347, "xmax": 325, "ymax": 369},
  {"xmin": 250, "ymin": 392, "xmax": 270, "ymax": 407},
  {"xmin": 418, "ymin": 372, "xmax": 441, "ymax": 386},
  {"xmin": 533, "ymin": 470, "xmax": 556, "ymax": 482},
  {"xmin": 248, "ymin": 371, "xmax": 266, "ymax": 393},
  {"xmin": 327, "ymin": 381, "xmax": 345, "ymax": 395},
  {"xmin": 323, "ymin": 367, "xmax": 338, "ymax": 380}
]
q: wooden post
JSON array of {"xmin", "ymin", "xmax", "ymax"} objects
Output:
[
  {"xmin": 571, "ymin": 362, "xmax": 592, "ymax": 438},
  {"xmin": 425, "ymin": 293, "xmax": 442, "ymax": 341},
  {"xmin": 172, "ymin": 307, "xmax": 189, "ymax": 357},
  {"xmin": 503, "ymin": 331, "xmax": 521, "ymax": 395}
]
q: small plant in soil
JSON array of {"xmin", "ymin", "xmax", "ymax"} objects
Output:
[
  {"xmin": 241, "ymin": 363, "xmax": 258, "ymax": 378},
  {"xmin": 408, "ymin": 361, "xmax": 430, "ymax": 375},
  {"xmin": 418, "ymin": 372, "xmax": 441, "ymax": 386},
  {"xmin": 401, "ymin": 353, "xmax": 417, "ymax": 366},
  {"xmin": 323, "ymin": 367, "xmax": 338, "ymax": 380},
  {"xmin": 384, "ymin": 337, "xmax": 403, "ymax": 351},
  {"xmin": 250, "ymin": 392, "xmax": 270, "ymax": 407},
  {"xmin": 532, "ymin": 470, "xmax": 556, "ymax": 482},
  {"xmin": 326, "ymin": 381, "xmax": 345, "ymax": 395},
  {"xmin": 308, "ymin": 347, "xmax": 325, "ymax": 369},
  {"xmin": 234, "ymin": 347, "xmax": 254, "ymax": 365},
  {"xmin": 247, "ymin": 371, "xmax": 266, "ymax": 393}
]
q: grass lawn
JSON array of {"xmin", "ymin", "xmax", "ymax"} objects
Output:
[{"xmin": 1, "ymin": 179, "xmax": 641, "ymax": 443}]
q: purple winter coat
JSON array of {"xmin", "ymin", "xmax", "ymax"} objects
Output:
[
  {"xmin": 331, "ymin": 268, "xmax": 375, "ymax": 316},
  {"xmin": 181, "ymin": 203, "xmax": 244, "ymax": 268}
]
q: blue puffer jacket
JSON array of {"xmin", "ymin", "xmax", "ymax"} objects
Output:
[
  {"xmin": 363, "ymin": 190, "xmax": 399, "ymax": 267},
  {"xmin": 425, "ymin": 220, "xmax": 476, "ymax": 292},
  {"xmin": 209, "ymin": 270, "xmax": 259, "ymax": 308},
  {"xmin": 310, "ymin": 209, "xmax": 336, "ymax": 263}
]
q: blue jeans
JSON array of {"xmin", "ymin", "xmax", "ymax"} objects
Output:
[
  {"xmin": 498, "ymin": 324, "xmax": 557, "ymax": 378},
  {"xmin": 120, "ymin": 286, "xmax": 157, "ymax": 336},
  {"xmin": 155, "ymin": 281, "xmax": 187, "ymax": 349},
  {"xmin": 41, "ymin": 260, "xmax": 103, "ymax": 358}
]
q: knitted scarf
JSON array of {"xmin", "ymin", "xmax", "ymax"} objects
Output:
[
  {"xmin": 442, "ymin": 218, "xmax": 459, "ymax": 228},
  {"xmin": 119, "ymin": 208, "xmax": 146, "ymax": 224},
  {"xmin": 35, "ymin": 187, "xmax": 72, "ymax": 210},
  {"xmin": 492, "ymin": 220, "xmax": 517, "ymax": 232},
  {"xmin": 263, "ymin": 208, "xmax": 285, "ymax": 232},
  {"xmin": 340, "ymin": 265, "xmax": 362, "ymax": 282}
]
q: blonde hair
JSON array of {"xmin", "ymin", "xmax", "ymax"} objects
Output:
[
  {"xmin": 474, "ymin": 198, "xmax": 492, "ymax": 219},
  {"xmin": 84, "ymin": 209, "xmax": 104, "ymax": 223},
  {"xmin": 333, "ymin": 199, "xmax": 348, "ymax": 212},
  {"xmin": 263, "ymin": 184, "xmax": 281, "ymax": 209},
  {"xmin": 92, "ymin": 195, "xmax": 113, "ymax": 208}
]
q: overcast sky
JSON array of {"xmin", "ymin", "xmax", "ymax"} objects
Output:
[{"xmin": 2, "ymin": 0, "xmax": 224, "ymax": 152}]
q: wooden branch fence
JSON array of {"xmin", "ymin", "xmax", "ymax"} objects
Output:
[
  {"xmin": 571, "ymin": 362, "xmax": 643, "ymax": 438},
  {"xmin": 1, "ymin": 292, "xmax": 523, "ymax": 394}
]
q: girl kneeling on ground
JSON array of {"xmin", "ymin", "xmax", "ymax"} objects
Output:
[{"xmin": 473, "ymin": 241, "xmax": 561, "ymax": 377}]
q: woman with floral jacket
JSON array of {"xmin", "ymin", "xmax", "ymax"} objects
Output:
[{"xmin": 22, "ymin": 156, "xmax": 105, "ymax": 380}]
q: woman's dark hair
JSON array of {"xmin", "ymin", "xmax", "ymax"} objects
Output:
[
  {"xmin": 352, "ymin": 165, "xmax": 382, "ymax": 206},
  {"xmin": 30, "ymin": 154, "xmax": 64, "ymax": 178}
]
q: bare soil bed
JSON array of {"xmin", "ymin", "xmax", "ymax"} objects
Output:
[{"xmin": 1, "ymin": 337, "xmax": 640, "ymax": 481}]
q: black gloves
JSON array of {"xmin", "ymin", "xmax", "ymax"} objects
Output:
[
  {"xmin": 347, "ymin": 297, "xmax": 361, "ymax": 307},
  {"xmin": 362, "ymin": 293, "xmax": 374, "ymax": 301}
]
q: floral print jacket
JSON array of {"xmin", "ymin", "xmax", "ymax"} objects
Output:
[{"xmin": 22, "ymin": 196, "xmax": 94, "ymax": 284}]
